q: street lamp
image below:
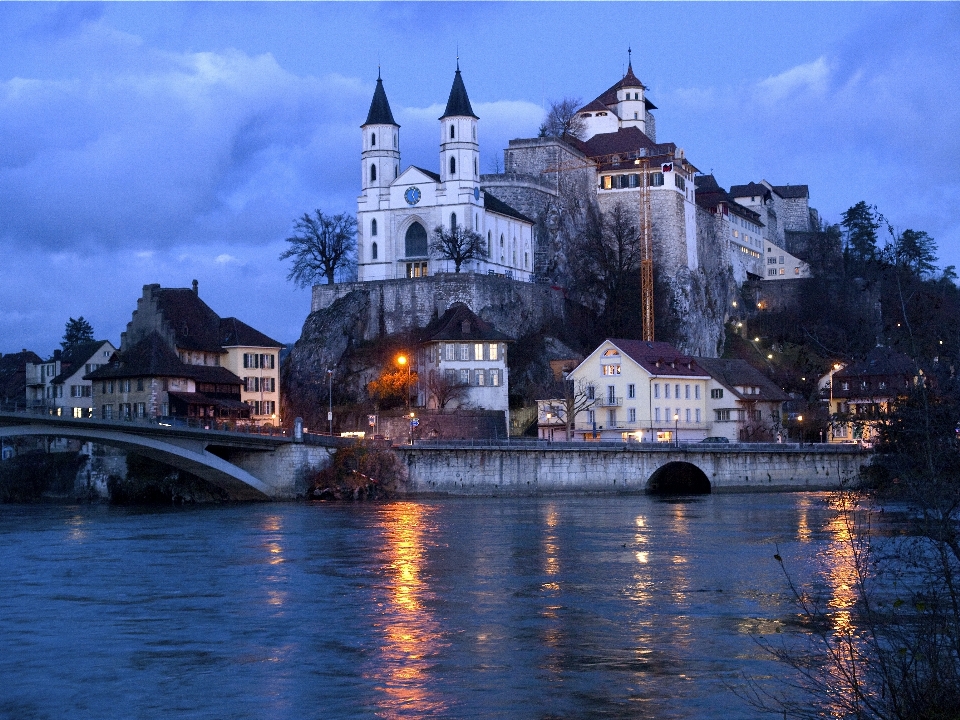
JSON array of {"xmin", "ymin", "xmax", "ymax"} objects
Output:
[
  {"xmin": 797, "ymin": 414, "xmax": 803, "ymax": 447},
  {"xmin": 674, "ymin": 412, "xmax": 679, "ymax": 447},
  {"xmin": 327, "ymin": 368, "xmax": 333, "ymax": 436},
  {"xmin": 397, "ymin": 354, "xmax": 411, "ymax": 411}
]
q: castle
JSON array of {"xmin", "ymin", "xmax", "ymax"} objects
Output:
[{"xmin": 333, "ymin": 59, "xmax": 817, "ymax": 357}]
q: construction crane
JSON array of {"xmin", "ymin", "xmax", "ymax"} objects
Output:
[{"xmin": 542, "ymin": 150, "xmax": 657, "ymax": 341}]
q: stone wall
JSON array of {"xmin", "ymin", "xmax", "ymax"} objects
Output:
[
  {"xmin": 375, "ymin": 409, "xmax": 508, "ymax": 443},
  {"xmin": 397, "ymin": 444, "xmax": 867, "ymax": 495},
  {"xmin": 780, "ymin": 195, "xmax": 812, "ymax": 233},
  {"xmin": 229, "ymin": 442, "xmax": 333, "ymax": 499},
  {"xmin": 311, "ymin": 273, "xmax": 566, "ymax": 343}
]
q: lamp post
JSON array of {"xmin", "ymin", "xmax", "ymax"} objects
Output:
[
  {"xmin": 797, "ymin": 414, "xmax": 803, "ymax": 447},
  {"xmin": 397, "ymin": 354, "xmax": 411, "ymax": 411},
  {"xmin": 674, "ymin": 412, "xmax": 679, "ymax": 447},
  {"xmin": 327, "ymin": 368, "xmax": 333, "ymax": 436}
]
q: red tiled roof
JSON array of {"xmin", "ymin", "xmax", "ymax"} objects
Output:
[
  {"xmin": 608, "ymin": 339, "xmax": 709, "ymax": 378},
  {"xmin": 421, "ymin": 302, "xmax": 513, "ymax": 343}
]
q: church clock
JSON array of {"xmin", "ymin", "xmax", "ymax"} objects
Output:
[{"xmin": 404, "ymin": 186, "xmax": 421, "ymax": 206}]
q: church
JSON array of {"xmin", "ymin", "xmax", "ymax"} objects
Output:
[{"xmin": 356, "ymin": 67, "xmax": 535, "ymax": 282}]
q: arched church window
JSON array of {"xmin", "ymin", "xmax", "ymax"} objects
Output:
[
  {"xmin": 404, "ymin": 222, "xmax": 428, "ymax": 258},
  {"xmin": 451, "ymin": 213, "xmax": 457, "ymax": 229},
  {"xmin": 450, "ymin": 124, "xmax": 455, "ymax": 139},
  {"xmin": 472, "ymin": 126, "xmax": 476, "ymax": 141},
  {"xmin": 474, "ymin": 158, "xmax": 477, "ymax": 177},
  {"xmin": 372, "ymin": 242, "xmax": 378, "ymax": 260},
  {"xmin": 370, "ymin": 164, "xmax": 377, "ymax": 182},
  {"xmin": 487, "ymin": 231, "xmax": 492, "ymax": 255},
  {"xmin": 371, "ymin": 218, "xmax": 378, "ymax": 236},
  {"xmin": 500, "ymin": 234, "xmax": 504, "ymax": 246},
  {"xmin": 450, "ymin": 156, "xmax": 456, "ymax": 175},
  {"xmin": 393, "ymin": 133, "xmax": 397, "ymax": 148},
  {"xmin": 371, "ymin": 132, "xmax": 376, "ymax": 146}
]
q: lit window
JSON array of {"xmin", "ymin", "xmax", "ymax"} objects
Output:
[
  {"xmin": 489, "ymin": 344, "xmax": 498, "ymax": 361},
  {"xmin": 474, "ymin": 343, "xmax": 484, "ymax": 361}
]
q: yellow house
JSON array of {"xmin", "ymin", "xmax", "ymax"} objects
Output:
[
  {"xmin": 219, "ymin": 318, "xmax": 283, "ymax": 427},
  {"xmin": 567, "ymin": 339, "xmax": 710, "ymax": 442}
]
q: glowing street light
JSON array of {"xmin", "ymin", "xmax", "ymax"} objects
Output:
[
  {"xmin": 397, "ymin": 354, "xmax": 411, "ymax": 411},
  {"xmin": 674, "ymin": 412, "xmax": 679, "ymax": 447}
]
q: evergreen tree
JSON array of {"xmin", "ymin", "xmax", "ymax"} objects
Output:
[
  {"xmin": 841, "ymin": 201, "xmax": 881, "ymax": 266},
  {"xmin": 61, "ymin": 317, "xmax": 94, "ymax": 350},
  {"xmin": 893, "ymin": 229, "xmax": 938, "ymax": 278}
]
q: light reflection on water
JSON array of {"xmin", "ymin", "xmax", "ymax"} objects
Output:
[{"xmin": 0, "ymin": 492, "xmax": 881, "ymax": 719}]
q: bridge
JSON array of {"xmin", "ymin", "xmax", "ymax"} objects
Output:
[
  {"xmin": 397, "ymin": 440, "xmax": 871, "ymax": 495},
  {"xmin": 0, "ymin": 412, "xmax": 337, "ymax": 500}
]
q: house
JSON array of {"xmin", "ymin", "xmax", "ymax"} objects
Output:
[
  {"xmin": 0, "ymin": 350, "xmax": 42, "ymax": 411},
  {"xmin": 417, "ymin": 303, "xmax": 512, "ymax": 423},
  {"xmin": 565, "ymin": 339, "xmax": 710, "ymax": 442},
  {"xmin": 87, "ymin": 282, "xmax": 282, "ymax": 425},
  {"xmin": 695, "ymin": 357, "xmax": 788, "ymax": 442},
  {"xmin": 356, "ymin": 68, "xmax": 535, "ymax": 281},
  {"xmin": 49, "ymin": 341, "xmax": 118, "ymax": 417},
  {"xmin": 819, "ymin": 348, "xmax": 916, "ymax": 444}
]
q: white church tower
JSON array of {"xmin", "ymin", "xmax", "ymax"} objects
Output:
[
  {"xmin": 360, "ymin": 71, "xmax": 400, "ymax": 198},
  {"xmin": 439, "ymin": 63, "xmax": 481, "ymax": 216}
]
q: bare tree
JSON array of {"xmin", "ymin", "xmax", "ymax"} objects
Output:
[
  {"xmin": 280, "ymin": 209, "xmax": 357, "ymax": 286},
  {"xmin": 538, "ymin": 98, "xmax": 587, "ymax": 141},
  {"xmin": 429, "ymin": 225, "xmax": 487, "ymax": 273},
  {"xmin": 426, "ymin": 370, "xmax": 469, "ymax": 409},
  {"xmin": 541, "ymin": 377, "xmax": 596, "ymax": 440}
]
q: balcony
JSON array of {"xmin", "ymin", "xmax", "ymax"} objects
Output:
[{"xmin": 595, "ymin": 397, "xmax": 623, "ymax": 407}]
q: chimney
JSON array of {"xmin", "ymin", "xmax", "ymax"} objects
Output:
[
  {"xmin": 54, "ymin": 349, "xmax": 62, "ymax": 361},
  {"xmin": 192, "ymin": 279, "xmax": 199, "ymax": 295}
]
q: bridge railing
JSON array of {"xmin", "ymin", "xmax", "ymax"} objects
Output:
[
  {"xmin": 384, "ymin": 437, "xmax": 868, "ymax": 452},
  {"xmin": 0, "ymin": 406, "xmax": 290, "ymax": 438}
]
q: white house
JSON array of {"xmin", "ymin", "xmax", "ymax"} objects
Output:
[
  {"xmin": 418, "ymin": 303, "xmax": 511, "ymax": 422},
  {"xmin": 356, "ymin": 67, "xmax": 535, "ymax": 281},
  {"xmin": 26, "ymin": 340, "xmax": 116, "ymax": 417},
  {"xmin": 565, "ymin": 339, "xmax": 710, "ymax": 442},
  {"xmin": 695, "ymin": 357, "xmax": 788, "ymax": 442}
]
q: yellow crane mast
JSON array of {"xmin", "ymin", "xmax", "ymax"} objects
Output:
[{"xmin": 542, "ymin": 151, "xmax": 656, "ymax": 341}]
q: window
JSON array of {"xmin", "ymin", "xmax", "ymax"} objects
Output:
[
  {"xmin": 102, "ymin": 405, "xmax": 113, "ymax": 420},
  {"xmin": 779, "ymin": 256, "xmax": 785, "ymax": 264},
  {"xmin": 451, "ymin": 212, "xmax": 457, "ymax": 229},
  {"xmin": 794, "ymin": 267, "xmax": 800, "ymax": 275},
  {"xmin": 489, "ymin": 344, "xmax": 498, "ymax": 361},
  {"xmin": 655, "ymin": 408, "xmax": 661, "ymax": 422},
  {"xmin": 686, "ymin": 409, "xmax": 691, "ymax": 423},
  {"xmin": 371, "ymin": 132, "xmax": 376, "ymax": 146},
  {"xmin": 768, "ymin": 257, "xmax": 778, "ymax": 265},
  {"xmin": 695, "ymin": 385, "xmax": 700, "ymax": 400},
  {"xmin": 474, "ymin": 343, "xmax": 484, "ymax": 361},
  {"xmin": 587, "ymin": 410, "xmax": 595, "ymax": 425},
  {"xmin": 696, "ymin": 408, "xmax": 701, "ymax": 423},
  {"xmin": 607, "ymin": 385, "xmax": 616, "ymax": 402},
  {"xmin": 779, "ymin": 268, "xmax": 785, "ymax": 275},
  {"xmin": 459, "ymin": 369, "xmax": 469, "ymax": 385},
  {"xmin": 371, "ymin": 219, "xmax": 378, "ymax": 236},
  {"xmin": 474, "ymin": 158, "xmax": 478, "ymax": 177},
  {"xmin": 586, "ymin": 385, "xmax": 595, "ymax": 400},
  {"xmin": 450, "ymin": 156, "xmax": 456, "ymax": 175},
  {"xmin": 459, "ymin": 344, "xmax": 470, "ymax": 361},
  {"xmin": 137, "ymin": 378, "xmax": 144, "ymax": 391},
  {"xmin": 628, "ymin": 408, "xmax": 636, "ymax": 422},
  {"xmin": 628, "ymin": 384, "xmax": 635, "ymax": 399},
  {"xmin": 135, "ymin": 402, "xmax": 146, "ymax": 419},
  {"xmin": 768, "ymin": 269, "xmax": 777, "ymax": 277},
  {"xmin": 675, "ymin": 384, "xmax": 680, "ymax": 398},
  {"xmin": 654, "ymin": 383, "xmax": 660, "ymax": 399},
  {"xmin": 372, "ymin": 242, "xmax": 378, "ymax": 260},
  {"xmin": 450, "ymin": 124, "xmax": 455, "ymax": 139},
  {"xmin": 445, "ymin": 343, "xmax": 455, "ymax": 361},
  {"xmin": 674, "ymin": 174, "xmax": 686, "ymax": 191},
  {"xmin": 476, "ymin": 369, "xmax": 485, "ymax": 386},
  {"xmin": 651, "ymin": 172, "xmax": 664, "ymax": 186},
  {"xmin": 716, "ymin": 409, "xmax": 731, "ymax": 421},
  {"xmin": 488, "ymin": 231, "xmax": 492, "ymax": 255},
  {"xmin": 711, "ymin": 388, "xmax": 723, "ymax": 399},
  {"xmin": 73, "ymin": 407, "xmax": 84, "ymax": 419},
  {"xmin": 664, "ymin": 384, "xmax": 670, "ymax": 399},
  {"xmin": 754, "ymin": 410, "xmax": 762, "ymax": 421},
  {"xmin": 601, "ymin": 176, "xmax": 613, "ymax": 190},
  {"xmin": 602, "ymin": 365, "xmax": 621, "ymax": 375},
  {"xmin": 491, "ymin": 369, "xmax": 500, "ymax": 386},
  {"xmin": 370, "ymin": 164, "xmax": 377, "ymax": 182},
  {"xmin": 404, "ymin": 222, "xmax": 428, "ymax": 257},
  {"xmin": 685, "ymin": 384, "xmax": 690, "ymax": 399},
  {"xmin": 608, "ymin": 409, "xmax": 617, "ymax": 425}
]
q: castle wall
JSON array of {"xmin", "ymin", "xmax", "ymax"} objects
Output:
[
  {"xmin": 311, "ymin": 273, "xmax": 566, "ymax": 342},
  {"xmin": 780, "ymin": 196, "xmax": 812, "ymax": 233}
]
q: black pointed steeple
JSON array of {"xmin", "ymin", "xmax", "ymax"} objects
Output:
[
  {"xmin": 363, "ymin": 75, "xmax": 398, "ymax": 127},
  {"xmin": 441, "ymin": 67, "xmax": 478, "ymax": 120}
]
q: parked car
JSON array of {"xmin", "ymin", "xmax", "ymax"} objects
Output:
[{"xmin": 699, "ymin": 436, "xmax": 730, "ymax": 444}]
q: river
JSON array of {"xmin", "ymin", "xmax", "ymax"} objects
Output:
[{"xmin": 0, "ymin": 492, "xmax": 862, "ymax": 719}]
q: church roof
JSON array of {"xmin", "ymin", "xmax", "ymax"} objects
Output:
[
  {"xmin": 580, "ymin": 63, "xmax": 658, "ymax": 115},
  {"xmin": 441, "ymin": 68, "xmax": 478, "ymax": 119},
  {"xmin": 363, "ymin": 76, "xmax": 398, "ymax": 127},
  {"xmin": 410, "ymin": 165, "xmax": 442, "ymax": 183},
  {"xmin": 482, "ymin": 192, "xmax": 533, "ymax": 224}
]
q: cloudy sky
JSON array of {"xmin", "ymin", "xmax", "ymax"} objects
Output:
[{"xmin": 2, "ymin": 2, "xmax": 958, "ymax": 357}]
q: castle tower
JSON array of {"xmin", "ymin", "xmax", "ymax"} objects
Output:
[
  {"xmin": 616, "ymin": 52, "xmax": 647, "ymax": 135},
  {"xmin": 361, "ymin": 71, "xmax": 400, "ymax": 196},
  {"xmin": 439, "ymin": 64, "xmax": 480, "ymax": 208}
]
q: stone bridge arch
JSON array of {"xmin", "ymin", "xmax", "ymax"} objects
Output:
[
  {"xmin": 0, "ymin": 425, "xmax": 273, "ymax": 500},
  {"xmin": 646, "ymin": 461, "xmax": 711, "ymax": 495}
]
